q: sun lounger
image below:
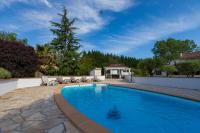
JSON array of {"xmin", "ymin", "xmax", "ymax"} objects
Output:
[
  {"xmin": 42, "ymin": 76, "xmax": 58, "ymax": 86},
  {"xmin": 70, "ymin": 77, "xmax": 80, "ymax": 83},
  {"xmin": 81, "ymin": 76, "xmax": 92, "ymax": 82},
  {"xmin": 57, "ymin": 76, "xmax": 70, "ymax": 84}
]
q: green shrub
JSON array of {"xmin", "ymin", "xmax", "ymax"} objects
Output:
[
  {"xmin": 0, "ymin": 67, "xmax": 11, "ymax": 79},
  {"xmin": 161, "ymin": 65, "xmax": 177, "ymax": 76},
  {"xmin": 176, "ymin": 61, "xmax": 200, "ymax": 77},
  {"xmin": 131, "ymin": 68, "xmax": 147, "ymax": 76}
]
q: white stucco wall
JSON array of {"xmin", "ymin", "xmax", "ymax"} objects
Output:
[
  {"xmin": 132, "ymin": 77, "xmax": 200, "ymax": 90},
  {"xmin": 0, "ymin": 79, "xmax": 18, "ymax": 96},
  {"xmin": 0, "ymin": 78, "xmax": 42, "ymax": 95},
  {"xmin": 96, "ymin": 76, "xmax": 105, "ymax": 81},
  {"xmin": 0, "ymin": 76, "xmax": 106, "ymax": 95},
  {"xmin": 90, "ymin": 69, "xmax": 102, "ymax": 76},
  {"xmin": 17, "ymin": 78, "xmax": 42, "ymax": 88}
]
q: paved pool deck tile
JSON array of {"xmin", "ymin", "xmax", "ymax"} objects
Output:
[{"xmin": 0, "ymin": 86, "xmax": 80, "ymax": 133}]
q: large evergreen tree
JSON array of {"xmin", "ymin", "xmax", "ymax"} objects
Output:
[{"xmin": 50, "ymin": 7, "xmax": 80, "ymax": 75}]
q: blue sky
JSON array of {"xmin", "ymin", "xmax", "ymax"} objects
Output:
[{"xmin": 0, "ymin": 0, "xmax": 200, "ymax": 58}]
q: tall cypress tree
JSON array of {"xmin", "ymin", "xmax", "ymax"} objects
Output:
[{"xmin": 50, "ymin": 7, "xmax": 80, "ymax": 75}]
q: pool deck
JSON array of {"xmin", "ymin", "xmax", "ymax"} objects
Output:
[
  {"xmin": 103, "ymin": 80, "xmax": 200, "ymax": 102},
  {"xmin": 0, "ymin": 80, "xmax": 200, "ymax": 133},
  {"xmin": 0, "ymin": 86, "xmax": 80, "ymax": 133}
]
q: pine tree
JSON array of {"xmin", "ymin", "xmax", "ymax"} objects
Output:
[{"xmin": 50, "ymin": 7, "xmax": 80, "ymax": 75}]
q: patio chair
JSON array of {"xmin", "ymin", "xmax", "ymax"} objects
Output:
[
  {"xmin": 41, "ymin": 76, "xmax": 58, "ymax": 86},
  {"xmin": 57, "ymin": 77, "xmax": 70, "ymax": 84},
  {"xmin": 62, "ymin": 78, "xmax": 71, "ymax": 84},
  {"xmin": 70, "ymin": 77, "xmax": 80, "ymax": 83},
  {"xmin": 56, "ymin": 76, "xmax": 63, "ymax": 84},
  {"xmin": 81, "ymin": 76, "xmax": 91, "ymax": 82}
]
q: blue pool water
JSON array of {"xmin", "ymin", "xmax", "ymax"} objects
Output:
[{"xmin": 61, "ymin": 84, "xmax": 200, "ymax": 133}]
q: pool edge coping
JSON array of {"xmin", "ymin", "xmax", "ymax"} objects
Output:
[{"xmin": 54, "ymin": 84, "xmax": 112, "ymax": 133}]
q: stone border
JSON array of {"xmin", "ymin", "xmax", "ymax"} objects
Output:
[{"xmin": 54, "ymin": 84, "xmax": 112, "ymax": 133}]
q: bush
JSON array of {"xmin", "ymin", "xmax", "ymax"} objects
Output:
[
  {"xmin": 131, "ymin": 68, "xmax": 147, "ymax": 76},
  {"xmin": 0, "ymin": 67, "xmax": 11, "ymax": 79},
  {"xmin": 161, "ymin": 65, "xmax": 177, "ymax": 76},
  {"xmin": 137, "ymin": 58, "xmax": 163, "ymax": 76},
  {"xmin": 0, "ymin": 40, "xmax": 39, "ymax": 78},
  {"xmin": 176, "ymin": 61, "xmax": 200, "ymax": 77}
]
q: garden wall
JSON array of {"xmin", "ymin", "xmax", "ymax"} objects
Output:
[
  {"xmin": 0, "ymin": 78, "xmax": 42, "ymax": 95},
  {"xmin": 17, "ymin": 78, "xmax": 42, "ymax": 88},
  {"xmin": 96, "ymin": 76, "xmax": 105, "ymax": 81},
  {"xmin": 0, "ymin": 76, "xmax": 105, "ymax": 96},
  {"xmin": 130, "ymin": 77, "xmax": 200, "ymax": 90},
  {"xmin": 0, "ymin": 79, "xmax": 18, "ymax": 96}
]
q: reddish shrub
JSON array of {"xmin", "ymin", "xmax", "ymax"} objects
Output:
[{"xmin": 0, "ymin": 40, "xmax": 39, "ymax": 77}]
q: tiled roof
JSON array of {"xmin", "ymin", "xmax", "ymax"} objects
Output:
[
  {"xmin": 180, "ymin": 51, "xmax": 200, "ymax": 60},
  {"xmin": 106, "ymin": 64, "xmax": 126, "ymax": 67}
]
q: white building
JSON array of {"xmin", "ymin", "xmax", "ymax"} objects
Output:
[
  {"xmin": 170, "ymin": 51, "xmax": 200, "ymax": 65},
  {"xmin": 90, "ymin": 68, "xmax": 102, "ymax": 76},
  {"xmin": 104, "ymin": 64, "xmax": 131, "ymax": 79}
]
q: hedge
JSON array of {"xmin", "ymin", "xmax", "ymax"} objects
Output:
[
  {"xmin": 0, "ymin": 40, "xmax": 39, "ymax": 77},
  {"xmin": 0, "ymin": 67, "xmax": 11, "ymax": 79}
]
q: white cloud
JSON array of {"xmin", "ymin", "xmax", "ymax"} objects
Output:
[
  {"xmin": 0, "ymin": 0, "xmax": 52, "ymax": 8},
  {"xmin": 67, "ymin": 3, "xmax": 103, "ymax": 34},
  {"xmin": 93, "ymin": 0, "xmax": 133, "ymax": 11},
  {"xmin": 66, "ymin": 0, "xmax": 134, "ymax": 34},
  {"xmin": 22, "ymin": 10, "xmax": 54, "ymax": 29},
  {"xmin": 0, "ymin": 0, "xmax": 133, "ymax": 35},
  {"xmin": 0, "ymin": 9, "xmax": 55, "ymax": 37},
  {"xmin": 41, "ymin": 0, "xmax": 52, "ymax": 8},
  {"xmin": 0, "ymin": 24, "xmax": 19, "ymax": 32},
  {"xmin": 98, "ymin": 11, "xmax": 200, "ymax": 54}
]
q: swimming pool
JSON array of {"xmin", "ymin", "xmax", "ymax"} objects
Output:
[{"xmin": 61, "ymin": 84, "xmax": 200, "ymax": 133}]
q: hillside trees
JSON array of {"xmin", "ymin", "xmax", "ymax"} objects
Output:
[{"xmin": 78, "ymin": 51, "xmax": 140, "ymax": 75}]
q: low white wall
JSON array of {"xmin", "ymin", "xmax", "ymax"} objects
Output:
[
  {"xmin": 0, "ymin": 78, "xmax": 42, "ymax": 95},
  {"xmin": 85, "ymin": 76, "xmax": 93, "ymax": 79},
  {"xmin": 132, "ymin": 77, "xmax": 200, "ymax": 90},
  {"xmin": 0, "ymin": 76, "xmax": 106, "ymax": 95},
  {"xmin": 96, "ymin": 76, "xmax": 105, "ymax": 81},
  {"xmin": 17, "ymin": 78, "xmax": 42, "ymax": 88},
  {"xmin": 0, "ymin": 79, "xmax": 18, "ymax": 96},
  {"xmin": 47, "ymin": 77, "xmax": 57, "ymax": 81}
]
